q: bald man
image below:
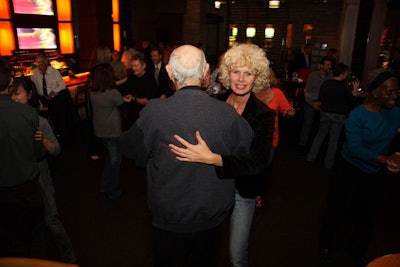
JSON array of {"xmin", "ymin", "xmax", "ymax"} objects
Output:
[{"xmin": 121, "ymin": 45, "xmax": 253, "ymax": 267}]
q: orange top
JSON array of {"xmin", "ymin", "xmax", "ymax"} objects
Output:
[{"xmin": 256, "ymin": 87, "xmax": 292, "ymax": 148}]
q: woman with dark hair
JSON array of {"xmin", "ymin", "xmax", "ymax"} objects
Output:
[
  {"xmin": 90, "ymin": 63, "xmax": 132, "ymax": 199},
  {"xmin": 11, "ymin": 77, "xmax": 76, "ymax": 263},
  {"xmin": 318, "ymin": 69, "xmax": 400, "ymax": 265}
]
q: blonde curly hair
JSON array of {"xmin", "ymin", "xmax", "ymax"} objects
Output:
[{"xmin": 218, "ymin": 43, "xmax": 270, "ymax": 93}]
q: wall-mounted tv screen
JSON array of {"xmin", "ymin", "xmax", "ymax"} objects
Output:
[
  {"xmin": 12, "ymin": 0, "xmax": 54, "ymax": 16},
  {"xmin": 17, "ymin": 28, "xmax": 57, "ymax": 49}
]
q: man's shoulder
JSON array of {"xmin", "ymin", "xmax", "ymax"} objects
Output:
[
  {"xmin": 14, "ymin": 100, "xmax": 38, "ymax": 113},
  {"xmin": 48, "ymin": 66, "xmax": 60, "ymax": 74},
  {"xmin": 1, "ymin": 98, "xmax": 38, "ymax": 122},
  {"xmin": 309, "ymin": 70, "xmax": 321, "ymax": 78}
]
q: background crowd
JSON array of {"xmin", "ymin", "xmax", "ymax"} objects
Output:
[{"xmin": 1, "ymin": 39, "xmax": 400, "ymax": 267}]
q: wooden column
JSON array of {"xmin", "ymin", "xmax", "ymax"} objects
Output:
[
  {"xmin": 362, "ymin": 0, "xmax": 389, "ymax": 82},
  {"xmin": 338, "ymin": 0, "xmax": 360, "ymax": 67}
]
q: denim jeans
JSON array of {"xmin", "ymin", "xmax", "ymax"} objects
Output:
[
  {"xmin": 100, "ymin": 137, "xmax": 122, "ymax": 198},
  {"xmin": 299, "ymin": 103, "xmax": 316, "ymax": 147},
  {"xmin": 39, "ymin": 161, "xmax": 75, "ymax": 262},
  {"xmin": 230, "ymin": 191, "xmax": 256, "ymax": 267},
  {"xmin": 307, "ymin": 111, "xmax": 346, "ymax": 168}
]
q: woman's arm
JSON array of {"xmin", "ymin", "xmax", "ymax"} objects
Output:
[
  {"xmin": 35, "ymin": 117, "xmax": 60, "ymax": 156},
  {"xmin": 170, "ymin": 102, "xmax": 275, "ymax": 177},
  {"xmin": 169, "ymin": 131, "xmax": 223, "ymax": 166}
]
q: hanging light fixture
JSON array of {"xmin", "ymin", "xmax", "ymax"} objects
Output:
[
  {"xmin": 215, "ymin": 1, "xmax": 222, "ymax": 9},
  {"xmin": 265, "ymin": 25, "xmax": 275, "ymax": 39},
  {"xmin": 246, "ymin": 27, "xmax": 256, "ymax": 38},
  {"xmin": 269, "ymin": 0, "xmax": 280, "ymax": 8}
]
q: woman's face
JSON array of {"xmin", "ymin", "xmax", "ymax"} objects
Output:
[
  {"xmin": 11, "ymin": 85, "xmax": 30, "ymax": 105},
  {"xmin": 229, "ymin": 65, "xmax": 256, "ymax": 96},
  {"xmin": 375, "ymin": 78, "xmax": 399, "ymax": 109}
]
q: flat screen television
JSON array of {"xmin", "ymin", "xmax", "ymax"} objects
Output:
[
  {"xmin": 12, "ymin": 0, "xmax": 54, "ymax": 16},
  {"xmin": 16, "ymin": 28, "xmax": 57, "ymax": 49}
]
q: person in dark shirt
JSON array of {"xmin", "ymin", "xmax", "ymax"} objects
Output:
[
  {"xmin": 121, "ymin": 44, "xmax": 253, "ymax": 267},
  {"xmin": 0, "ymin": 57, "xmax": 47, "ymax": 258},
  {"xmin": 306, "ymin": 62, "xmax": 358, "ymax": 169},
  {"xmin": 168, "ymin": 44, "xmax": 275, "ymax": 267},
  {"xmin": 119, "ymin": 52, "xmax": 159, "ymax": 130}
]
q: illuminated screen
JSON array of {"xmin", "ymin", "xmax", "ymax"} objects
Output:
[
  {"xmin": 17, "ymin": 28, "xmax": 57, "ymax": 49},
  {"xmin": 12, "ymin": 0, "xmax": 54, "ymax": 15}
]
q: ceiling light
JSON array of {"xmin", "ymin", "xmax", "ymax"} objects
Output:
[{"xmin": 269, "ymin": 0, "xmax": 280, "ymax": 8}]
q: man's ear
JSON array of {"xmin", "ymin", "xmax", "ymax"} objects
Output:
[
  {"xmin": 202, "ymin": 63, "xmax": 210, "ymax": 80},
  {"xmin": 166, "ymin": 64, "xmax": 174, "ymax": 80},
  {"xmin": 5, "ymin": 77, "xmax": 13, "ymax": 94}
]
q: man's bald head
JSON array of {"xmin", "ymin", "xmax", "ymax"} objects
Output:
[{"xmin": 166, "ymin": 45, "xmax": 208, "ymax": 87}]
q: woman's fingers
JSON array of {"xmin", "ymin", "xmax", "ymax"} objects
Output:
[{"xmin": 173, "ymin": 134, "xmax": 193, "ymax": 148}]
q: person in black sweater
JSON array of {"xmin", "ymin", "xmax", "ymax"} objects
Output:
[
  {"xmin": 306, "ymin": 62, "xmax": 358, "ymax": 169},
  {"xmin": 119, "ymin": 52, "xmax": 159, "ymax": 130}
]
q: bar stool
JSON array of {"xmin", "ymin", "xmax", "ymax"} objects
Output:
[{"xmin": 366, "ymin": 253, "xmax": 400, "ymax": 267}]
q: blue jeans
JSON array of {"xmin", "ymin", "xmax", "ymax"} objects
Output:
[
  {"xmin": 299, "ymin": 103, "xmax": 316, "ymax": 147},
  {"xmin": 230, "ymin": 191, "xmax": 256, "ymax": 267},
  {"xmin": 100, "ymin": 137, "xmax": 122, "ymax": 198},
  {"xmin": 307, "ymin": 111, "xmax": 346, "ymax": 168},
  {"xmin": 39, "ymin": 161, "xmax": 75, "ymax": 263}
]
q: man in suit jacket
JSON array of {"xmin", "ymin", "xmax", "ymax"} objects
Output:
[
  {"xmin": 292, "ymin": 43, "xmax": 313, "ymax": 71},
  {"xmin": 292, "ymin": 43, "xmax": 313, "ymax": 82},
  {"xmin": 150, "ymin": 48, "xmax": 174, "ymax": 97}
]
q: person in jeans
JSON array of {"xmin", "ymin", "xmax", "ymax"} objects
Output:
[
  {"xmin": 11, "ymin": 77, "xmax": 76, "ymax": 262},
  {"xmin": 169, "ymin": 44, "xmax": 275, "ymax": 267},
  {"xmin": 90, "ymin": 63, "xmax": 132, "ymax": 199},
  {"xmin": 298, "ymin": 57, "xmax": 332, "ymax": 148},
  {"xmin": 306, "ymin": 63, "xmax": 358, "ymax": 169},
  {"xmin": 121, "ymin": 44, "xmax": 254, "ymax": 267}
]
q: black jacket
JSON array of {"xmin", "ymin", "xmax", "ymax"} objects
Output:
[{"xmin": 218, "ymin": 92, "xmax": 275, "ymax": 198}]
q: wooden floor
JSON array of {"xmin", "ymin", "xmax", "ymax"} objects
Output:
[{"xmin": 49, "ymin": 115, "xmax": 400, "ymax": 267}]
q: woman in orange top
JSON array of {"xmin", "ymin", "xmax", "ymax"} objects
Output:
[
  {"xmin": 256, "ymin": 69, "xmax": 295, "ymax": 150},
  {"xmin": 254, "ymin": 69, "xmax": 295, "ymax": 207}
]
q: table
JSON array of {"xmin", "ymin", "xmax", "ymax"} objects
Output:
[
  {"xmin": 63, "ymin": 72, "xmax": 90, "ymax": 120},
  {"xmin": 281, "ymin": 78, "xmax": 306, "ymax": 108}
]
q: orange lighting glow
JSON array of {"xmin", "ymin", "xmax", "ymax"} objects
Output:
[
  {"xmin": 112, "ymin": 0, "xmax": 120, "ymax": 22},
  {"xmin": 0, "ymin": 21, "xmax": 16, "ymax": 56},
  {"xmin": 286, "ymin": 24, "xmax": 293, "ymax": 49},
  {"xmin": 56, "ymin": 0, "xmax": 72, "ymax": 21},
  {"xmin": 0, "ymin": 0, "xmax": 11, "ymax": 19},
  {"xmin": 113, "ymin": 24, "xmax": 121, "ymax": 51},
  {"xmin": 58, "ymin": 23, "xmax": 74, "ymax": 54}
]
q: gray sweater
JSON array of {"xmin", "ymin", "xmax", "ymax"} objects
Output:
[
  {"xmin": 90, "ymin": 89, "xmax": 124, "ymax": 138},
  {"xmin": 121, "ymin": 86, "xmax": 253, "ymax": 232}
]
